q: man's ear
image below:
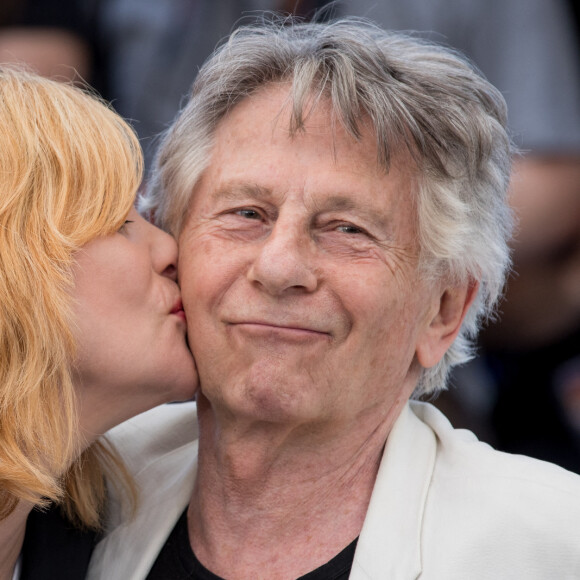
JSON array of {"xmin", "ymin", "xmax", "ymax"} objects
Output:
[{"xmin": 415, "ymin": 280, "xmax": 479, "ymax": 369}]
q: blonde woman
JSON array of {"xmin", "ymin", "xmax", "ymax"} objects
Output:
[{"xmin": 0, "ymin": 67, "xmax": 197, "ymax": 579}]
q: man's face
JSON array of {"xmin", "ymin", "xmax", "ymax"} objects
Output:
[{"xmin": 179, "ymin": 85, "xmax": 442, "ymax": 428}]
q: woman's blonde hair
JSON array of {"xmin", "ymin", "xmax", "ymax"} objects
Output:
[{"xmin": 0, "ymin": 67, "xmax": 142, "ymax": 527}]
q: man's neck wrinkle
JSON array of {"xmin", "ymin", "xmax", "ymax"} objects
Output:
[{"xmin": 187, "ymin": 412, "xmax": 393, "ymax": 580}]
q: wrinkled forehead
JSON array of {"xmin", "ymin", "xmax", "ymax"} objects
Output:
[
  {"xmin": 182, "ymin": 84, "xmax": 421, "ymax": 248},
  {"xmin": 216, "ymin": 80, "xmax": 416, "ymax": 170},
  {"xmin": 203, "ymin": 83, "xmax": 412, "ymax": 178},
  {"xmin": 199, "ymin": 83, "xmax": 419, "ymax": 198}
]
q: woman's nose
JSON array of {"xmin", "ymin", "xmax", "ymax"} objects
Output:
[{"xmin": 150, "ymin": 224, "xmax": 179, "ymax": 281}]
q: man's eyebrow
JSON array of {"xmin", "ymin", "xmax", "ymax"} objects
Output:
[
  {"xmin": 316, "ymin": 195, "xmax": 392, "ymax": 233},
  {"xmin": 209, "ymin": 186, "xmax": 392, "ymax": 233},
  {"xmin": 210, "ymin": 182, "xmax": 271, "ymax": 202}
]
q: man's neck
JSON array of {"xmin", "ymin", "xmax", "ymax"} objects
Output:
[{"xmin": 188, "ymin": 397, "xmax": 404, "ymax": 580}]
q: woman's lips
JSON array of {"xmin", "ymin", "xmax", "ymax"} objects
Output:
[{"xmin": 171, "ymin": 300, "xmax": 187, "ymax": 322}]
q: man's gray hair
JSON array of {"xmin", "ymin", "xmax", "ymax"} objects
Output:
[{"xmin": 144, "ymin": 17, "xmax": 514, "ymax": 397}]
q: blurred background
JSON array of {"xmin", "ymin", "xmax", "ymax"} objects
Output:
[{"xmin": 2, "ymin": 0, "xmax": 579, "ymax": 472}]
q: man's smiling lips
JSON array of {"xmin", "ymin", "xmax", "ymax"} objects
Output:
[{"xmin": 227, "ymin": 321, "xmax": 331, "ymax": 341}]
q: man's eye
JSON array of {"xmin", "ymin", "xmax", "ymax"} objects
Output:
[
  {"xmin": 336, "ymin": 224, "xmax": 365, "ymax": 235},
  {"xmin": 236, "ymin": 209, "xmax": 261, "ymax": 220}
]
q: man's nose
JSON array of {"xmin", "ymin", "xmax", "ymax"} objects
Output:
[{"xmin": 247, "ymin": 222, "xmax": 318, "ymax": 295}]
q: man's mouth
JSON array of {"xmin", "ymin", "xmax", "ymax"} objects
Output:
[{"xmin": 228, "ymin": 321, "xmax": 331, "ymax": 341}]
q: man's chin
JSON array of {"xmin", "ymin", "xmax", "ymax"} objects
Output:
[{"xmin": 201, "ymin": 381, "xmax": 322, "ymax": 426}]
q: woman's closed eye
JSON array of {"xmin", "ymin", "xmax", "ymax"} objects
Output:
[{"xmin": 118, "ymin": 220, "xmax": 134, "ymax": 234}]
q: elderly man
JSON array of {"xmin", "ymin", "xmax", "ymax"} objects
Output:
[{"xmin": 89, "ymin": 18, "xmax": 580, "ymax": 580}]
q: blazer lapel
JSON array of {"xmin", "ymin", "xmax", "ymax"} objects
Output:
[{"xmin": 350, "ymin": 403, "xmax": 437, "ymax": 580}]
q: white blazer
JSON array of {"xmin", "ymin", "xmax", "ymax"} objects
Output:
[{"xmin": 88, "ymin": 401, "xmax": 580, "ymax": 579}]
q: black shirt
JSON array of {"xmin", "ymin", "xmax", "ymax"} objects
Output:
[
  {"xmin": 146, "ymin": 509, "xmax": 357, "ymax": 580},
  {"xmin": 20, "ymin": 504, "xmax": 100, "ymax": 580}
]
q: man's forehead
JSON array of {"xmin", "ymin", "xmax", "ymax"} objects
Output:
[
  {"xmin": 215, "ymin": 84, "xmax": 357, "ymax": 145},
  {"xmin": 183, "ymin": 84, "xmax": 418, "ymax": 221},
  {"xmin": 210, "ymin": 83, "xmax": 415, "ymax": 177}
]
